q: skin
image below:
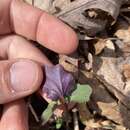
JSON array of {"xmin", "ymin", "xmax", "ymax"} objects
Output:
[{"xmin": 0, "ymin": 0, "xmax": 78, "ymax": 130}]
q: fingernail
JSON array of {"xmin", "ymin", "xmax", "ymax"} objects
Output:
[{"xmin": 10, "ymin": 61, "xmax": 38, "ymax": 92}]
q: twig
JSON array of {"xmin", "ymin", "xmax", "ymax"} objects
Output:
[
  {"xmin": 28, "ymin": 103, "xmax": 40, "ymax": 122},
  {"xmin": 120, "ymin": 13, "xmax": 130, "ymax": 24},
  {"xmin": 120, "ymin": 8, "xmax": 130, "ymax": 12},
  {"xmin": 72, "ymin": 108, "xmax": 79, "ymax": 130},
  {"xmin": 27, "ymin": 96, "xmax": 39, "ymax": 122}
]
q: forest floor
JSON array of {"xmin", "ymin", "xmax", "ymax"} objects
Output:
[{"xmin": 24, "ymin": 0, "xmax": 130, "ymax": 130}]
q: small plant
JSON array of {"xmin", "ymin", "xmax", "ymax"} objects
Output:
[{"xmin": 41, "ymin": 64, "xmax": 92, "ymax": 128}]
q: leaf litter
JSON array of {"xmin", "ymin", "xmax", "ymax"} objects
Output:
[{"xmin": 24, "ymin": 0, "xmax": 130, "ymax": 130}]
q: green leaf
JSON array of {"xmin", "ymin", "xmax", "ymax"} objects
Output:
[
  {"xmin": 41, "ymin": 101, "xmax": 56, "ymax": 125},
  {"xmin": 69, "ymin": 84, "xmax": 92, "ymax": 103},
  {"xmin": 56, "ymin": 118, "xmax": 63, "ymax": 129}
]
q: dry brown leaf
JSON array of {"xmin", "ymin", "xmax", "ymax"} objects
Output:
[
  {"xmin": 78, "ymin": 103, "xmax": 93, "ymax": 125},
  {"xmin": 97, "ymin": 102, "xmax": 123, "ymax": 124},
  {"xmin": 85, "ymin": 53, "xmax": 93, "ymax": 70},
  {"xmin": 114, "ymin": 25, "xmax": 130, "ymax": 57},
  {"xmin": 123, "ymin": 64, "xmax": 130, "ymax": 79},
  {"xmin": 93, "ymin": 39, "xmax": 115, "ymax": 55},
  {"xmin": 56, "ymin": 0, "xmax": 126, "ymax": 36},
  {"xmin": 94, "ymin": 39, "xmax": 107, "ymax": 55},
  {"xmin": 59, "ymin": 54, "xmax": 79, "ymax": 79},
  {"xmin": 78, "ymin": 54, "xmax": 130, "ymax": 128},
  {"xmin": 91, "ymin": 43, "xmax": 130, "ymax": 118},
  {"xmin": 84, "ymin": 119, "xmax": 102, "ymax": 129},
  {"xmin": 93, "ymin": 56, "xmax": 130, "ymax": 109},
  {"xmin": 85, "ymin": 77, "xmax": 130, "ymax": 128},
  {"xmin": 101, "ymin": 121, "xmax": 127, "ymax": 130},
  {"xmin": 85, "ymin": 120, "xmax": 127, "ymax": 130},
  {"xmin": 105, "ymin": 40, "xmax": 115, "ymax": 51},
  {"xmin": 116, "ymin": 28, "xmax": 130, "ymax": 43},
  {"xmin": 24, "ymin": 0, "xmax": 127, "ymax": 37},
  {"xmin": 51, "ymin": 0, "xmax": 71, "ymax": 14},
  {"xmin": 59, "ymin": 54, "xmax": 78, "ymax": 71},
  {"xmin": 87, "ymin": 79, "xmax": 124, "ymax": 125},
  {"xmin": 94, "ymin": 57, "xmax": 125, "ymax": 91},
  {"xmin": 115, "ymin": 19, "xmax": 130, "ymax": 43}
]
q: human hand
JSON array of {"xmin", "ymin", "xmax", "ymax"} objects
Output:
[{"xmin": 0, "ymin": 0, "xmax": 78, "ymax": 129}]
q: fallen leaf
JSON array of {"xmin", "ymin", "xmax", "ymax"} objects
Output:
[
  {"xmin": 94, "ymin": 39, "xmax": 107, "ymax": 55},
  {"xmin": 123, "ymin": 64, "xmax": 130, "ymax": 79},
  {"xmin": 59, "ymin": 54, "xmax": 79, "ymax": 79},
  {"xmin": 97, "ymin": 102, "xmax": 124, "ymax": 124},
  {"xmin": 78, "ymin": 103, "xmax": 93, "ymax": 125},
  {"xmin": 56, "ymin": 0, "xmax": 126, "ymax": 36},
  {"xmin": 85, "ymin": 53, "xmax": 93, "ymax": 70},
  {"xmin": 115, "ymin": 19, "xmax": 130, "ymax": 43}
]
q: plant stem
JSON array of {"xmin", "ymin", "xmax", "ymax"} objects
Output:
[
  {"xmin": 28, "ymin": 103, "xmax": 40, "ymax": 122},
  {"xmin": 59, "ymin": 97, "xmax": 70, "ymax": 130},
  {"xmin": 72, "ymin": 108, "xmax": 79, "ymax": 130}
]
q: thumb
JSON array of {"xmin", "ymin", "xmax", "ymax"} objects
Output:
[{"xmin": 0, "ymin": 59, "xmax": 43, "ymax": 104}]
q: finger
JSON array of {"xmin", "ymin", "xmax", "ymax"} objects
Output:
[
  {"xmin": 0, "ymin": 59, "xmax": 43, "ymax": 104},
  {"xmin": 0, "ymin": 99, "xmax": 28, "ymax": 130},
  {"xmin": 0, "ymin": 35, "xmax": 51, "ymax": 102},
  {"xmin": 0, "ymin": 35, "xmax": 52, "ymax": 66},
  {"xmin": 9, "ymin": 0, "xmax": 78, "ymax": 54}
]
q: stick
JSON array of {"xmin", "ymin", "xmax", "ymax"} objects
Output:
[{"xmin": 72, "ymin": 108, "xmax": 79, "ymax": 130}]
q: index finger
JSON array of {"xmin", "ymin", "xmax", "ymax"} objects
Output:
[{"xmin": 10, "ymin": 0, "xmax": 78, "ymax": 54}]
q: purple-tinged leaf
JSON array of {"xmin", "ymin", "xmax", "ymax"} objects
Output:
[{"xmin": 42, "ymin": 64, "xmax": 75, "ymax": 101}]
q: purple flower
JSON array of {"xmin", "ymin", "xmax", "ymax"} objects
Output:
[{"xmin": 42, "ymin": 64, "xmax": 75, "ymax": 100}]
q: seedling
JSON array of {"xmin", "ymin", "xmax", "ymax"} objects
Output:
[{"xmin": 41, "ymin": 64, "xmax": 92, "ymax": 128}]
